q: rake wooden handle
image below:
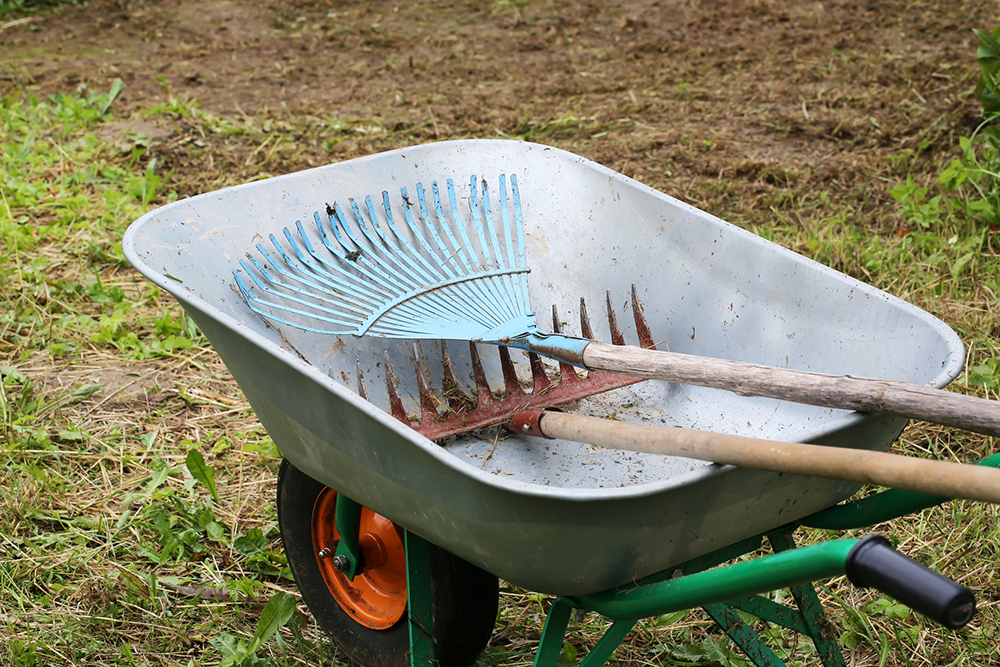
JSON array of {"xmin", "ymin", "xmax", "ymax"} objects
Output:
[
  {"xmin": 583, "ymin": 342, "xmax": 1000, "ymax": 438},
  {"xmin": 533, "ymin": 410, "xmax": 1000, "ymax": 503}
]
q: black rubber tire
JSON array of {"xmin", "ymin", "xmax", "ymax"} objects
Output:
[{"xmin": 277, "ymin": 459, "xmax": 499, "ymax": 667}]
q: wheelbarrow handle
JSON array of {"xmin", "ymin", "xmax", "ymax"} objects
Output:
[
  {"xmin": 576, "ymin": 535, "xmax": 975, "ymax": 630},
  {"xmin": 512, "ymin": 410, "xmax": 1000, "ymax": 504},
  {"xmin": 582, "ymin": 342, "xmax": 1000, "ymax": 438},
  {"xmin": 846, "ymin": 535, "xmax": 975, "ymax": 629}
]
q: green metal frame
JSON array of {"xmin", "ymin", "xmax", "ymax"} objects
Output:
[
  {"xmin": 531, "ymin": 535, "xmax": 857, "ymax": 667},
  {"xmin": 399, "ymin": 453, "xmax": 1000, "ymax": 667},
  {"xmin": 406, "ymin": 531, "xmax": 435, "ymax": 667},
  {"xmin": 333, "ymin": 494, "xmax": 363, "ymax": 580},
  {"xmin": 573, "ymin": 539, "xmax": 856, "ymax": 621}
]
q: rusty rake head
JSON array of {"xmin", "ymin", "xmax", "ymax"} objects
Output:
[{"xmin": 357, "ymin": 286, "xmax": 656, "ymax": 441}]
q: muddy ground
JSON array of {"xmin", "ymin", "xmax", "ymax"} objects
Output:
[{"xmin": 3, "ymin": 0, "xmax": 994, "ymax": 239}]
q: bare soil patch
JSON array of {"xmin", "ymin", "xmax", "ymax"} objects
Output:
[{"xmin": 3, "ymin": 0, "xmax": 993, "ymax": 233}]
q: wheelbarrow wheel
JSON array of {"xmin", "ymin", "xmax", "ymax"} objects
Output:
[{"xmin": 277, "ymin": 459, "xmax": 499, "ymax": 667}]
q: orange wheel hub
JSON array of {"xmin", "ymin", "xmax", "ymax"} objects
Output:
[{"xmin": 311, "ymin": 488, "xmax": 407, "ymax": 629}]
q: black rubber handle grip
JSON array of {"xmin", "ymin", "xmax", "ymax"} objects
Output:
[{"xmin": 845, "ymin": 535, "xmax": 975, "ymax": 629}]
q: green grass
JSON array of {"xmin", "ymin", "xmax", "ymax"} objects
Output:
[
  {"xmin": 0, "ymin": 84, "xmax": 323, "ymax": 665},
  {"xmin": 0, "ymin": 0, "xmax": 77, "ymax": 19},
  {"xmin": 2, "ymin": 28, "xmax": 1000, "ymax": 667}
]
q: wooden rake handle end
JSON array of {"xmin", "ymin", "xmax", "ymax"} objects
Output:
[{"xmin": 524, "ymin": 409, "xmax": 1000, "ymax": 504}]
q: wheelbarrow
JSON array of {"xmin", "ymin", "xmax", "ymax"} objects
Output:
[{"xmin": 123, "ymin": 140, "xmax": 997, "ymax": 667}]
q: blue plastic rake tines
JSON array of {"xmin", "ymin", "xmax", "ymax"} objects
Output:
[{"xmin": 233, "ymin": 175, "xmax": 591, "ymax": 360}]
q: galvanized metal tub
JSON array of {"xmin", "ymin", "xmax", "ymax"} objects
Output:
[{"xmin": 122, "ymin": 139, "xmax": 964, "ymax": 596}]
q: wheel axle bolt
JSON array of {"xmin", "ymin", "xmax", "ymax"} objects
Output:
[
  {"xmin": 317, "ymin": 548, "xmax": 332, "ymax": 559},
  {"xmin": 332, "ymin": 555, "xmax": 352, "ymax": 572}
]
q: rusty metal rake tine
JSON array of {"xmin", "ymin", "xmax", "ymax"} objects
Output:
[
  {"xmin": 412, "ymin": 343, "xmax": 439, "ymax": 425},
  {"xmin": 469, "ymin": 342, "xmax": 495, "ymax": 410},
  {"xmin": 580, "ymin": 297, "xmax": 595, "ymax": 340},
  {"xmin": 631, "ymin": 284, "xmax": 656, "ymax": 349},
  {"xmin": 498, "ymin": 347, "xmax": 524, "ymax": 399},
  {"xmin": 383, "ymin": 351, "xmax": 408, "ymax": 422},
  {"xmin": 355, "ymin": 358, "xmax": 369, "ymax": 401},
  {"xmin": 605, "ymin": 291, "xmax": 627, "ymax": 346},
  {"xmin": 551, "ymin": 305, "xmax": 579, "ymax": 384},
  {"xmin": 440, "ymin": 342, "xmax": 472, "ymax": 412},
  {"xmin": 357, "ymin": 293, "xmax": 657, "ymax": 442},
  {"xmin": 528, "ymin": 353, "xmax": 550, "ymax": 394}
]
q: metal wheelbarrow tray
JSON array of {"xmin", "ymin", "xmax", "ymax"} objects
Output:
[{"xmin": 123, "ymin": 140, "xmax": 980, "ymax": 663}]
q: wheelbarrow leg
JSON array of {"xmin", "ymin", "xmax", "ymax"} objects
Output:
[
  {"xmin": 405, "ymin": 530, "xmax": 435, "ymax": 667},
  {"xmin": 577, "ymin": 619, "xmax": 637, "ymax": 667},
  {"xmin": 534, "ymin": 599, "xmax": 638, "ymax": 667},
  {"xmin": 702, "ymin": 602, "xmax": 787, "ymax": 667},
  {"xmin": 533, "ymin": 598, "xmax": 574, "ymax": 667},
  {"xmin": 701, "ymin": 531, "xmax": 847, "ymax": 667},
  {"xmin": 770, "ymin": 532, "xmax": 846, "ymax": 667}
]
